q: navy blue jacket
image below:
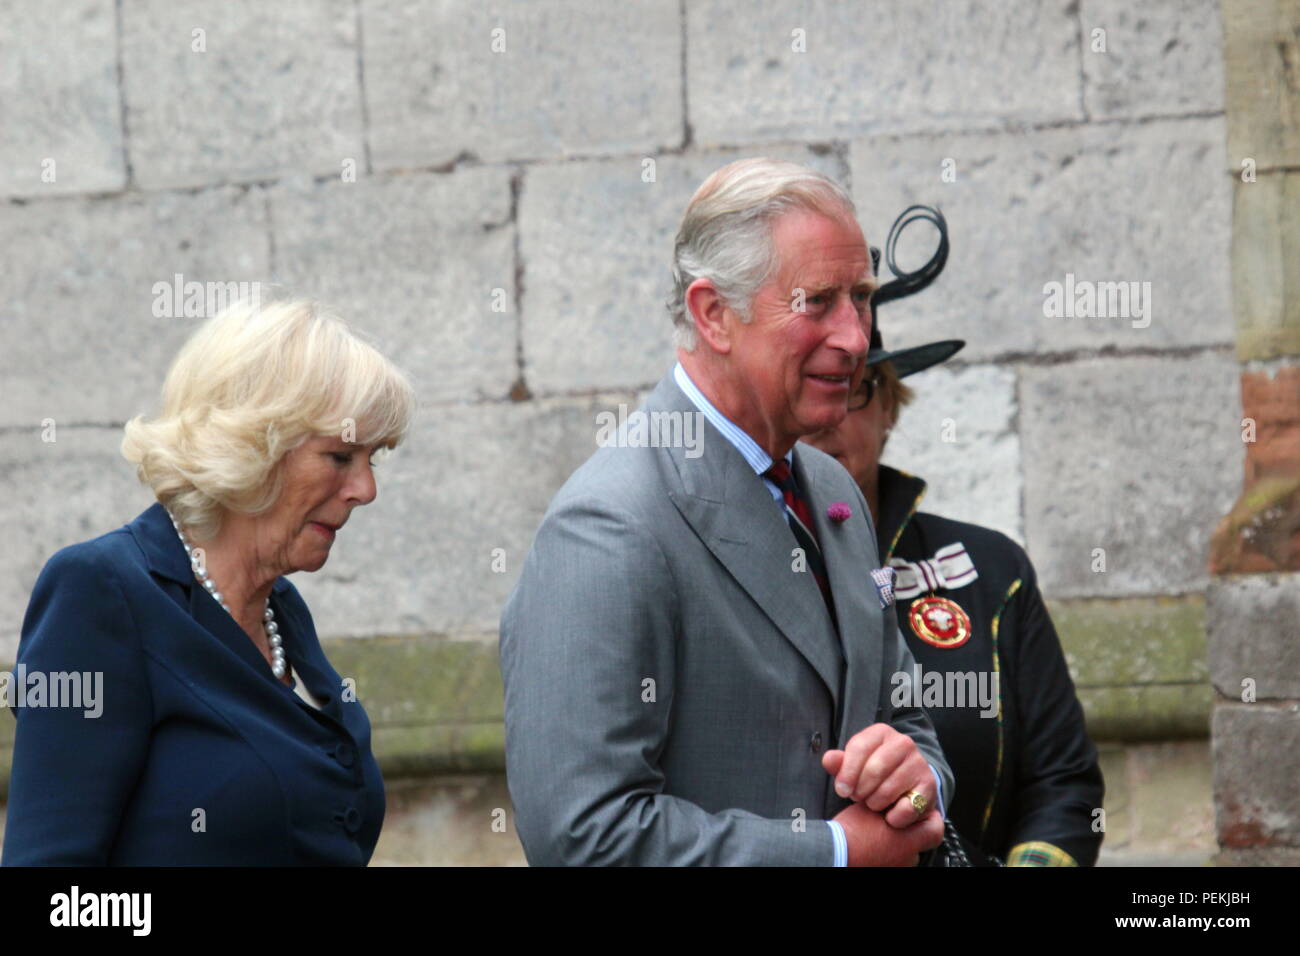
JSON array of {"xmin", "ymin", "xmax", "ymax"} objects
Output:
[{"xmin": 2, "ymin": 502, "xmax": 385, "ymax": 865}]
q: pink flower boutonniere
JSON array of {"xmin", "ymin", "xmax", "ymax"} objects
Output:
[{"xmin": 827, "ymin": 502, "xmax": 852, "ymax": 523}]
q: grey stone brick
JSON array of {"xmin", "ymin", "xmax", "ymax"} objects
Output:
[
  {"xmin": 0, "ymin": 187, "xmax": 271, "ymax": 427},
  {"xmin": 268, "ymin": 167, "xmax": 517, "ymax": 404},
  {"xmin": 849, "ymin": 118, "xmax": 1232, "ymax": 360},
  {"xmin": 1231, "ymin": 170, "xmax": 1300, "ymax": 361},
  {"xmin": 519, "ymin": 146, "xmax": 847, "ymax": 394},
  {"xmin": 1121, "ymin": 740, "xmax": 1216, "ymax": 855},
  {"xmin": 0, "ymin": 0, "xmax": 125, "ymax": 198},
  {"xmin": 362, "ymin": 0, "xmax": 683, "ymax": 169},
  {"xmin": 373, "ymin": 775, "xmax": 526, "ymax": 866},
  {"xmin": 121, "ymin": 0, "xmax": 364, "ymax": 188},
  {"xmin": 688, "ymin": 0, "xmax": 1082, "ymax": 147},
  {"xmin": 290, "ymin": 392, "xmax": 640, "ymax": 639},
  {"xmin": 1081, "ymin": 0, "xmax": 1226, "ymax": 118},
  {"xmin": 1212, "ymin": 704, "xmax": 1300, "ymax": 849},
  {"xmin": 0, "ymin": 427, "xmax": 156, "ymax": 661},
  {"xmin": 873, "ymin": 362, "xmax": 1023, "ymax": 545},
  {"xmin": 1020, "ymin": 354, "xmax": 1243, "ymax": 597},
  {"xmin": 1222, "ymin": 0, "xmax": 1300, "ymax": 170},
  {"xmin": 1207, "ymin": 573, "xmax": 1300, "ymax": 700}
]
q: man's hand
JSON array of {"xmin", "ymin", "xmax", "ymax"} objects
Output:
[
  {"xmin": 822, "ymin": 723, "xmax": 937, "ymax": 829},
  {"xmin": 832, "ymin": 800, "xmax": 944, "ymax": 866}
]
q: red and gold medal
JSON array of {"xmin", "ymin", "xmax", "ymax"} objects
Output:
[{"xmin": 908, "ymin": 595, "xmax": 972, "ymax": 649}]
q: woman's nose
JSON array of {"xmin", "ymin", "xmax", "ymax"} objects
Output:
[{"xmin": 347, "ymin": 463, "xmax": 377, "ymax": 505}]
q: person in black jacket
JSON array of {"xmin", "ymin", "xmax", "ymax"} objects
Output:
[{"xmin": 803, "ymin": 325, "xmax": 1104, "ymax": 866}]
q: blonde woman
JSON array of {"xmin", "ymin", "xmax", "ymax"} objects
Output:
[{"xmin": 3, "ymin": 300, "xmax": 414, "ymax": 866}]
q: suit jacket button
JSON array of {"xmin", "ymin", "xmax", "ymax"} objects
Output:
[
  {"xmin": 809, "ymin": 732, "xmax": 823, "ymax": 753},
  {"xmin": 339, "ymin": 806, "xmax": 361, "ymax": 834},
  {"xmin": 333, "ymin": 742, "xmax": 355, "ymax": 767}
]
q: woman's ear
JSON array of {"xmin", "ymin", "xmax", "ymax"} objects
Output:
[
  {"xmin": 684, "ymin": 278, "xmax": 733, "ymax": 355},
  {"xmin": 880, "ymin": 387, "xmax": 899, "ymax": 431}
]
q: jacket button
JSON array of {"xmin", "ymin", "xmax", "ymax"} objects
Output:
[
  {"xmin": 809, "ymin": 732, "xmax": 823, "ymax": 753},
  {"xmin": 333, "ymin": 742, "xmax": 355, "ymax": 768},
  {"xmin": 334, "ymin": 806, "xmax": 361, "ymax": 834}
]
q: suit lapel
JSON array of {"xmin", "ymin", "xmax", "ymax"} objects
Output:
[
  {"xmin": 188, "ymin": 583, "xmax": 272, "ymax": 675},
  {"xmin": 271, "ymin": 590, "xmax": 346, "ymax": 723},
  {"xmin": 131, "ymin": 503, "xmax": 347, "ymax": 723},
  {"xmin": 650, "ymin": 375, "xmax": 843, "ymax": 709},
  {"xmin": 796, "ymin": 447, "xmax": 885, "ymax": 745}
]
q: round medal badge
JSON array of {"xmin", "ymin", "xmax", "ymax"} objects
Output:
[{"xmin": 908, "ymin": 595, "xmax": 972, "ymax": 649}]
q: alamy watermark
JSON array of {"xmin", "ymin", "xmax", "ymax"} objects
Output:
[
  {"xmin": 50, "ymin": 886, "xmax": 150, "ymax": 935},
  {"xmin": 0, "ymin": 665, "xmax": 103, "ymax": 718},
  {"xmin": 1042, "ymin": 273, "xmax": 1151, "ymax": 329},
  {"xmin": 595, "ymin": 405, "xmax": 705, "ymax": 459},
  {"xmin": 890, "ymin": 663, "xmax": 998, "ymax": 718},
  {"xmin": 151, "ymin": 273, "xmax": 261, "ymax": 318}
]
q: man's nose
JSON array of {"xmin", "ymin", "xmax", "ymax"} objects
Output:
[{"xmin": 827, "ymin": 294, "xmax": 870, "ymax": 359}]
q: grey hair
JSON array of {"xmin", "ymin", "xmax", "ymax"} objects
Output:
[{"xmin": 668, "ymin": 158, "xmax": 858, "ymax": 351}]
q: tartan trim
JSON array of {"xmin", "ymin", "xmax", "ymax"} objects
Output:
[
  {"xmin": 884, "ymin": 468, "xmax": 927, "ymax": 561},
  {"xmin": 1006, "ymin": 841, "xmax": 1079, "ymax": 867},
  {"xmin": 978, "ymin": 578, "xmax": 1021, "ymax": 843}
]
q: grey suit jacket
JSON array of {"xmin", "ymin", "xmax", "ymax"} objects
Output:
[{"xmin": 500, "ymin": 371, "xmax": 953, "ymax": 865}]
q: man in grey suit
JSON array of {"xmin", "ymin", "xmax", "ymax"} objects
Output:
[{"xmin": 500, "ymin": 158, "xmax": 951, "ymax": 865}]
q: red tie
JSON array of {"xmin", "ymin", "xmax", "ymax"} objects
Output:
[{"xmin": 765, "ymin": 460, "xmax": 837, "ymax": 628}]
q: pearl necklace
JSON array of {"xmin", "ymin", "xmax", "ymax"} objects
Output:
[{"xmin": 167, "ymin": 510, "xmax": 287, "ymax": 679}]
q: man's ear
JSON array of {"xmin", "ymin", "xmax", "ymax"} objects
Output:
[{"xmin": 684, "ymin": 277, "xmax": 733, "ymax": 355}]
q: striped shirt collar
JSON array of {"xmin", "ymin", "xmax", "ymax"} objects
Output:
[{"xmin": 673, "ymin": 361, "xmax": 792, "ymax": 476}]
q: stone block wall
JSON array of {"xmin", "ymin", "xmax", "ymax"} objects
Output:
[{"xmin": 1, "ymin": 0, "xmax": 1258, "ymax": 864}]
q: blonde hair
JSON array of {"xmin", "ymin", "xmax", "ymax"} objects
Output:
[
  {"xmin": 669, "ymin": 157, "xmax": 858, "ymax": 351},
  {"xmin": 121, "ymin": 299, "xmax": 416, "ymax": 541},
  {"xmin": 876, "ymin": 360, "xmax": 915, "ymax": 426}
]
